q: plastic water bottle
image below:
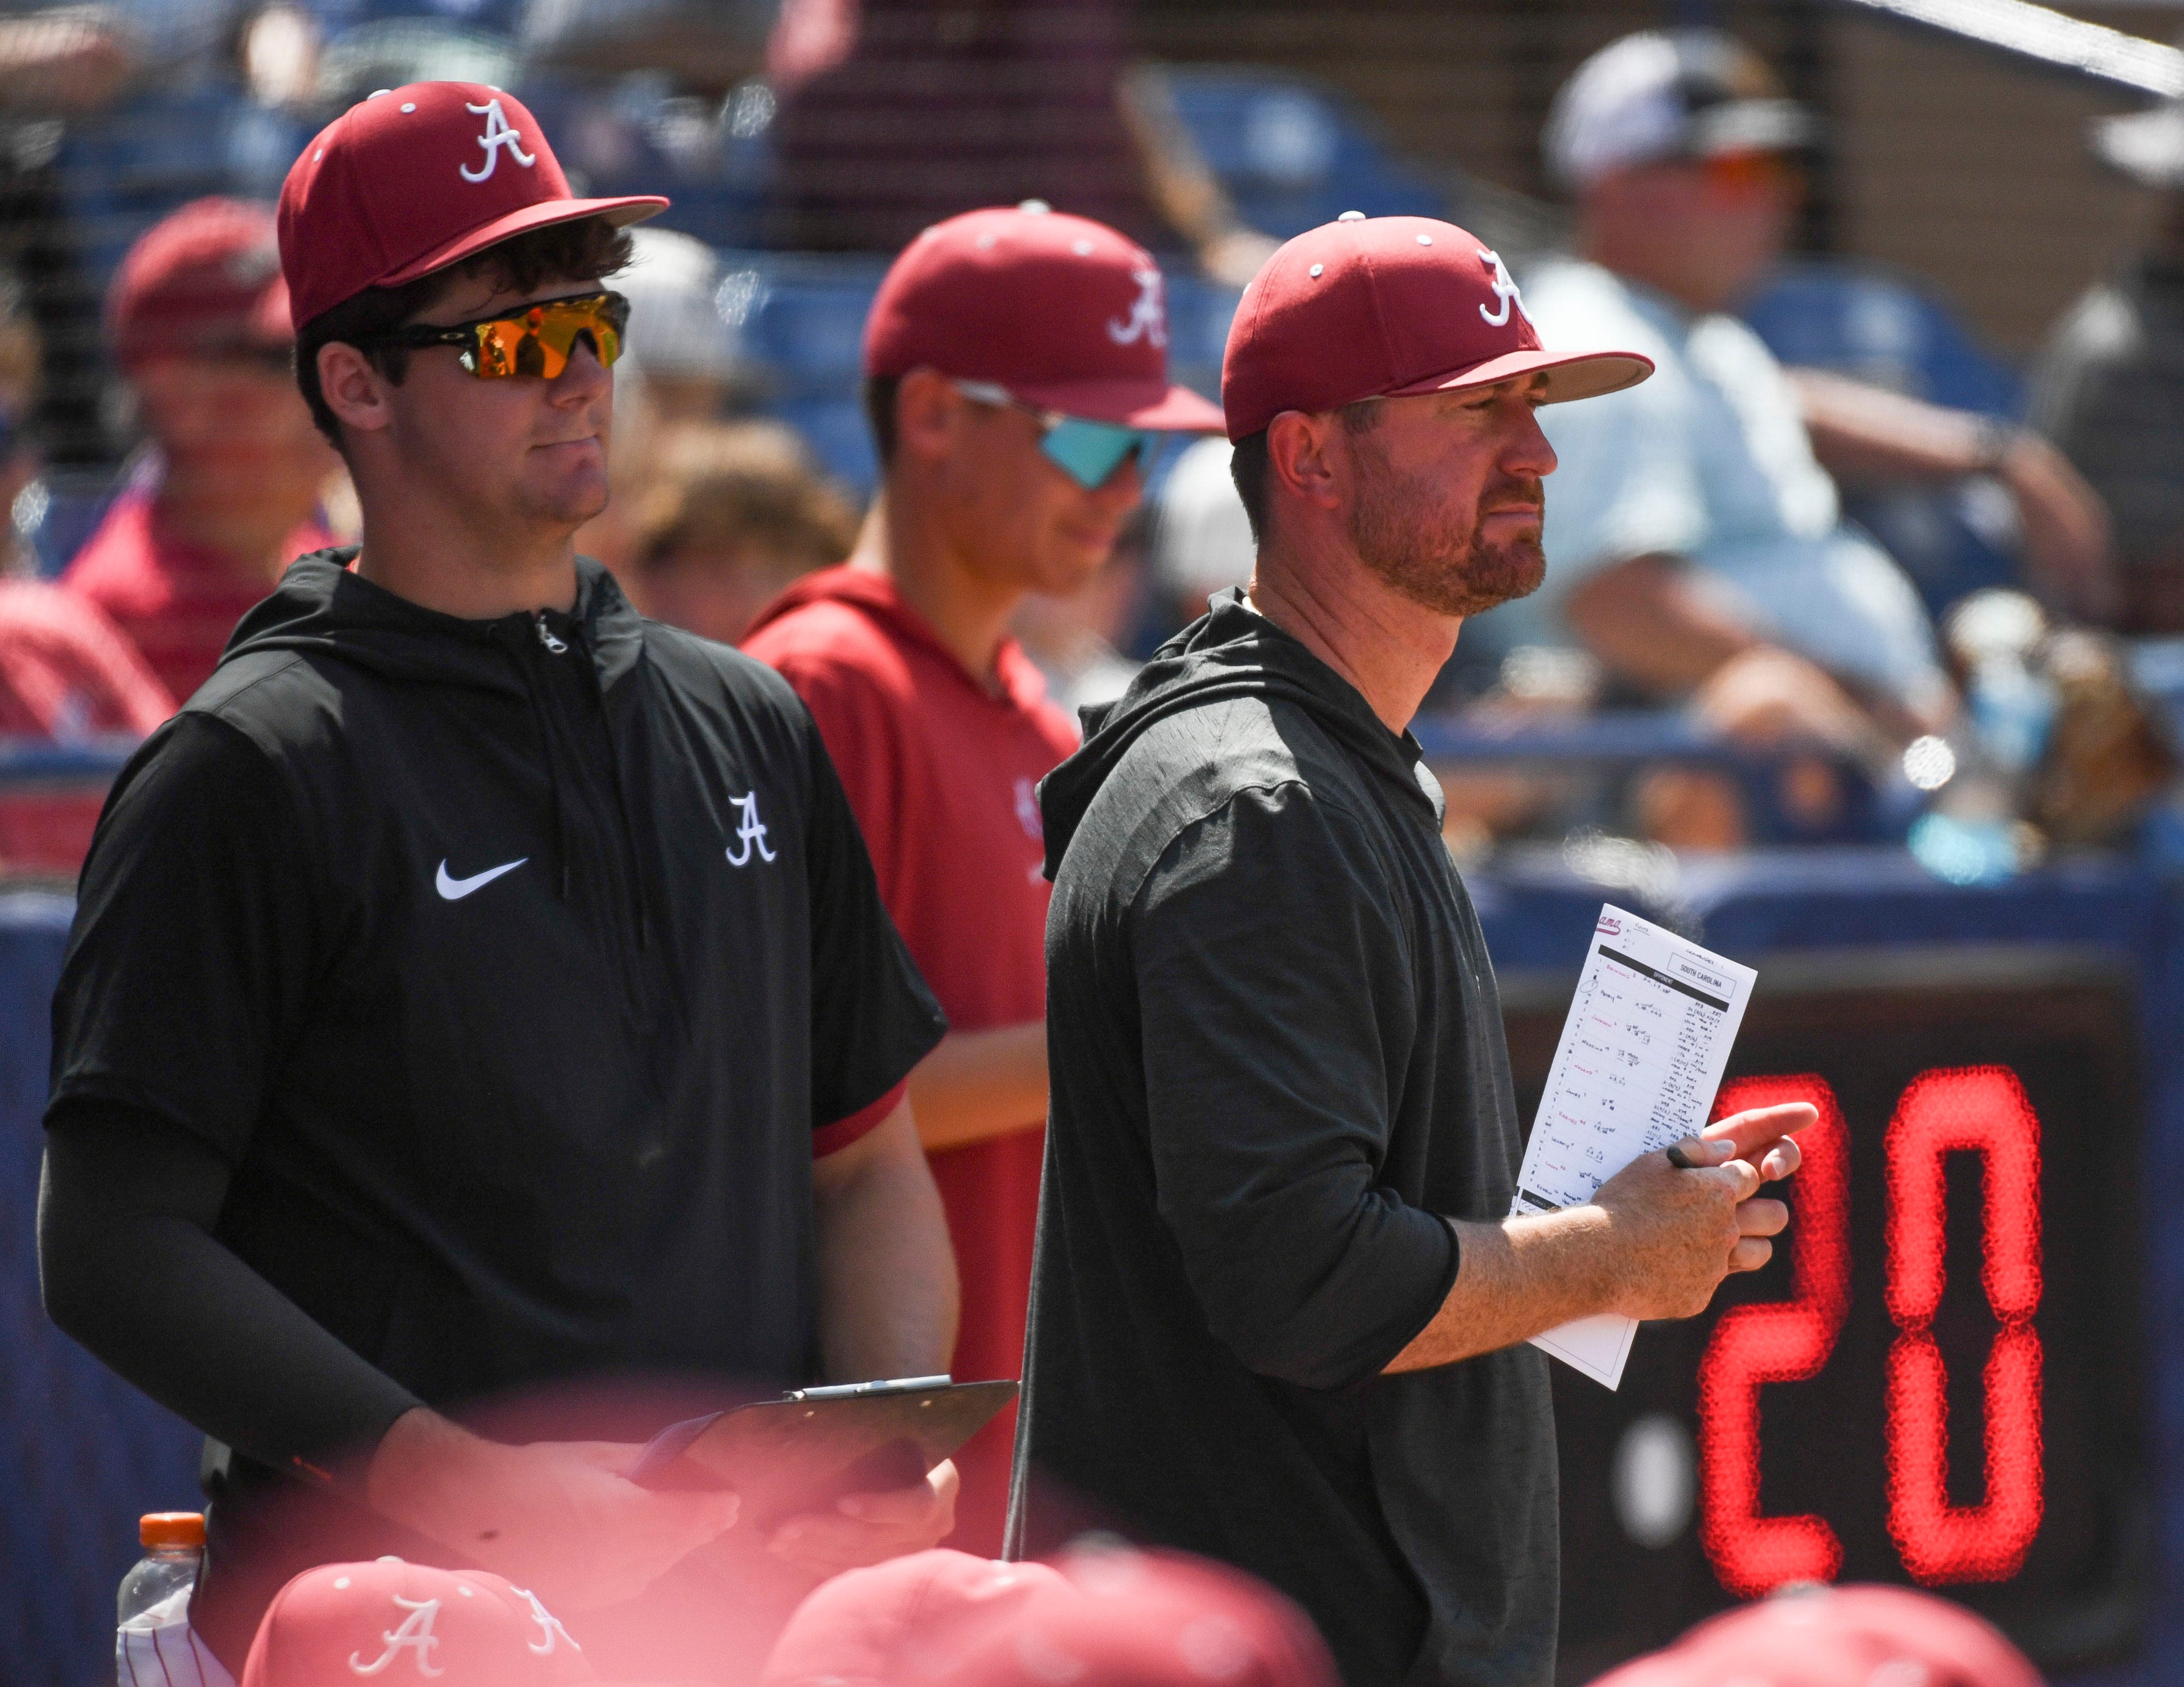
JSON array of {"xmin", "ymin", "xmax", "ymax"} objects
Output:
[{"xmin": 117, "ymin": 1512, "xmax": 205, "ymax": 1674}]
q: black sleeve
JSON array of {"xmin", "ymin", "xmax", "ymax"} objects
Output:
[
  {"xmin": 48, "ymin": 713, "xmax": 321, "ymax": 1160},
  {"xmin": 40, "ymin": 1101, "xmax": 423, "ymax": 1481},
  {"xmin": 1130, "ymin": 784, "xmax": 1459, "ymax": 1391},
  {"xmin": 800, "ymin": 717, "xmax": 947, "ymax": 1135}
]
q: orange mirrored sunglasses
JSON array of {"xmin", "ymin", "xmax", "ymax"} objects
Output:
[
  {"xmin": 366, "ymin": 290, "xmax": 630, "ymax": 380},
  {"xmin": 1701, "ymin": 150, "xmax": 1799, "ymax": 196}
]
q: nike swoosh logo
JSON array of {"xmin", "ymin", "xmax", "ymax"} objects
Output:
[{"xmin": 435, "ymin": 857, "xmax": 528, "ymax": 900}]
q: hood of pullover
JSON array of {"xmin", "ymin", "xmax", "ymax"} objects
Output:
[
  {"xmin": 1038, "ymin": 587, "xmax": 1442, "ymax": 879},
  {"xmin": 224, "ymin": 549, "xmax": 646, "ymax": 695}
]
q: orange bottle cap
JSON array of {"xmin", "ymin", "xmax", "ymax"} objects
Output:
[{"xmin": 139, "ymin": 1512, "xmax": 204, "ymax": 1549}]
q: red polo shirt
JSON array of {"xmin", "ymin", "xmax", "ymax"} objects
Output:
[
  {"xmin": 63, "ymin": 491, "xmax": 334, "ymax": 703},
  {"xmin": 744, "ymin": 564, "xmax": 1077, "ymax": 1555},
  {"xmin": 0, "ymin": 579, "xmax": 175, "ymax": 874}
]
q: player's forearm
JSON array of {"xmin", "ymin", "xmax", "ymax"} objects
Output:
[
  {"xmin": 812, "ymin": 1100, "xmax": 960, "ymax": 1381},
  {"xmin": 1562, "ymin": 554, "xmax": 1763, "ymax": 697},
  {"xmin": 39, "ymin": 1111, "xmax": 422, "ymax": 1485},
  {"xmin": 1383, "ymin": 1210, "xmax": 1622, "ymax": 1373},
  {"xmin": 905, "ymin": 1022, "xmax": 1049, "ymax": 1152}
]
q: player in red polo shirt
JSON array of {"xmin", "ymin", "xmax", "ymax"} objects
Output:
[
  {"xmin": 743, "ymin": 203, "xmax": 1223, "ymax": 1552},
  {"xmin": 64, "ymin": 198, "xmax": 339, "ymax": 702}
]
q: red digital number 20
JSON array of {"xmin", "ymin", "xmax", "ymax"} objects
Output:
[{"xmin": 1694, "ymin": 1066, "xmax": 2043, "ymax": 1595}]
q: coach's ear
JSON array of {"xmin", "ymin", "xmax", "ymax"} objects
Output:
[
  {"xmin": 1265, "ymin": 408, "xmax": 1343, "ymax": 515},
  {"xmin": 318, "ymin": 341, "xmax": 395, "ymax": 438}
]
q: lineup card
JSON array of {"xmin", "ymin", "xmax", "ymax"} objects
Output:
[{"xmin": 1511, "ymin": 904, "xmax": 1756, "ymax": 1389}]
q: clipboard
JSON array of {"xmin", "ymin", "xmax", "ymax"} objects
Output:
[{"xmin": 627, "ymin": 1376, "xmax": 1018, "ymax": 1528}]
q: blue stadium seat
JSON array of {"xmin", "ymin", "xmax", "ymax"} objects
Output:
[
  {"xmin": 770, "ymin": 394, "xmax": 877, "ymax": 496},
  {"xmin": 1742, "ymin": 260, "xmax": 2019, "ymax": 415},
  {"xmin": 1740, "ymin": 259, "xmax": 2027, "ymax": 620},
  {"xmin": 732, "ymin": 253, "xmax": 890, "ymax": 400},
  {"xmin": 1160, "ymin": 69, "xmax": 1446, "ymax": 238}
]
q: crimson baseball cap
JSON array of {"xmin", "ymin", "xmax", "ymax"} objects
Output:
[
  {"xmin": 241, "ymin": 1559, "xmax": 600, "ymax": 1687},
  {"xmin": 761, "ymin": 1549, "xmax": 1071, "ymax": 1685},
  {"xmin": 277, "ymin": 81, "xmax": 667, "ymax": 331},
  {"xmin": 1588, "ymin": 1584, "xmax": 2042, "ymax": 1687},
  {"xmin": 1221, "ymin": 213, "xmax": 1651, "ymax": 441},
  {"xmin": 761, "ymin": 1543, "xmax": 1338, "ymax": 1687},
  {"xmin": 108, "ymin": 197, "xmax": 291, "ymax": 369},
  {"xmin": 862, "ymin": 204, "xmax": 1226, "ymax": 431}
]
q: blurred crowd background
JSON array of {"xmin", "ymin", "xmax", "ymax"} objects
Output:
[{"xmin": 0, "ymin": 0, "xmax": 2182, "ymax": 884}]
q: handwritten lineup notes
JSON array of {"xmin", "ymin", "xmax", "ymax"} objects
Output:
[{"xmin": 1511, "ymin": 905, "xmax": 1756, "ymax": 1388}]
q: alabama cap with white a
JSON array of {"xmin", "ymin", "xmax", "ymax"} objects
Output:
[
  {"xmin": 863, "ymin": 203, "xmax": 1226, "ymax": 432},
  {"xmin": 278, "ymin": 81, "xmax": 666, "ymax": 331},
  {"xmin": 241, "ymin": 1559, "xmax": 597, "ymax": 1687},
  {"xmin": 1543, "ymin": 29, "xmax": 1817, "ymax": 191},
  {"xmin": 1220, "ymin": 213, "xmax": 1651, "ymax": 441}
]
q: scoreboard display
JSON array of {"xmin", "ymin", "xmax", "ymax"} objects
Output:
[{"xmin": 1499, "ymin": 949, "xmax": 2149, "ymax": 1680}]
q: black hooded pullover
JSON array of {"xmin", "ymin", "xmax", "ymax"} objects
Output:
[
  {"xmin": 45, "ymin": 552, "xmax": 944, "ymax": 1654},
  {"xmin": 1007, "ymin": 591, "xmax": 1556, "ymax": 1687}
]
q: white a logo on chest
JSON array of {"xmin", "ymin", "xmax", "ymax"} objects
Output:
[
  {"xmin": 1107, "ymin": 268, "xmax": 1169, "ymax": 348},
  {"xmin": 349, "ymin": 1596, "xmax": 444, "ymax": 1677},
  {"xmin": 726, "ymin": 791, "xmax": 777, "ymax": 867},
  {"xmin": 460, "ymin": 98, "xmax": 536, "ymax": 183}
]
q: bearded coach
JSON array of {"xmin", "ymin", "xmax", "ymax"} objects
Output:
[
  {"xmin": 39, "ymin": 84, "xmax": 956, "ymax": 1679},
  {"xmin": 1007, "ymin": 213, "xmax": 1811, "ymax": 1687}
]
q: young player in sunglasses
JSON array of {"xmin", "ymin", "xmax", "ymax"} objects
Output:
[
  {"xmin": 39, "ymin": 82, "xmax": 960, "ymax": 1682},
  {"xmin": 742, "ymin": 203, "xmax": 1224, "ymax": 1554}
]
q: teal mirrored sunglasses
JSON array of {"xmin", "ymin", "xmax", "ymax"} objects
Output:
[{"xmin": 954, "ymin": 380, "xmax": 1153, "ymax": 489}]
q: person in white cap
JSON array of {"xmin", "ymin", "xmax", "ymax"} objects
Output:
[
  {"xmin": 1504, "ymin": 29, "xmax": 2110, "ymax": 840},
  {"xmin": 614, "ymin": 225, "xmax": 745, "ymax": 421}
]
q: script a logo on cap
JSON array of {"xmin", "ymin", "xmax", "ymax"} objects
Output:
[
  {"xmin": 1478, "ymin": 248, "xmax": 1523, "ymax": 327},
  {"xmin": 1107, "ymin": 268, "xmax": 1168, "ymax": 348},
  {"xmin": 348, "ymin": 1595, "xmax": 442, "ymax": 1677},
  {"xmin": 460, "ymin": 98, "xmax": 536, "ymax": 184}
]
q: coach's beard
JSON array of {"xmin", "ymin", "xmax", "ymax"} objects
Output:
[{"xmin": 1351, "ymin": 471, "xmax": 1547, "ymax": 620}]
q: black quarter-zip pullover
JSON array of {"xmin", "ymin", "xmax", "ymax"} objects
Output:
[
  {"xmin": 44, "ymin": 551, "xmax": 945, "ymax": 1660},
  {"xmin": 1010, "ymin": 591, "xmax": 1554, "ymax": 1687}
]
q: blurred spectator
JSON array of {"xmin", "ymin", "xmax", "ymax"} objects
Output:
[
  {"xmin": 619, "ymin": 417, "xmax": 858, "ymax": 645},
  {"xmin": 0, "ymin": 5, "xmax": 136, "ymax": 464},
  {"xmin": 762, "ymin": 1542, "xmax": 1339, "ymax": 1687},
  {"xmin": 743, "ymin": 205, "xmax": 1223, "ymax": 1554},
  {"xmin": 0, "ymin": 270, "xmax": 169, "ymax": 873},
  {"xmin": 1588, "ymin": 1583, "xmax": 2041, "ymax": 1687},
  {"xmin": 1494, "ymin": 29, "xmax": 2112, "ymax": 842},
  {"xmin": 0, "ymin": 8, "xmax": 130, "ymax": 112},
  {"xmin": 243, "ymin": 1559, "xmax": 591, "ymax": 1687},
  {"xmin": 1149, "ymin": 433, "xmax": 1253, "ymax": 628},
  {"xmin": 616, "ymin": 224, "xmax": 746, "ymax": 420},
  {"xmin": 766, "ymin": 0, "xmax": 1276, "ymax": 283},
  {"xmin": 62, "ymin": 196, "xmax": 339, "ymax": 701},
  {"xmin": 2030, "ymin": 79, "xmax": 2184, "ymax": 633},
  {"xmin": 523, "ymin": 0, "xmax": 771, "ymax": 87}
]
